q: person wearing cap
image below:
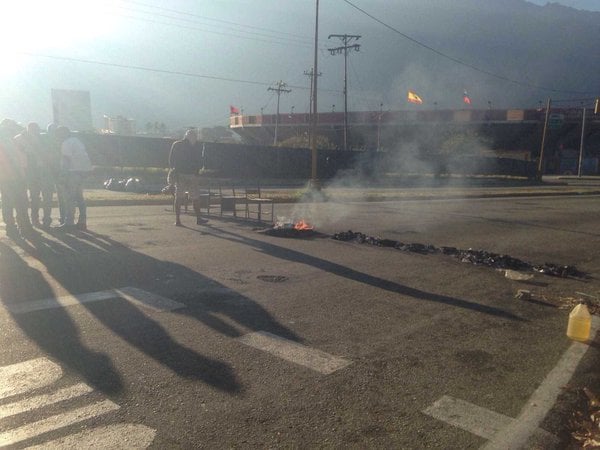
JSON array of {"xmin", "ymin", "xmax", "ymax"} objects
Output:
[
  {"xmin": 55, "ymin": 126, "xmax": 92, "ymax": 230},
  {"xmin": 0, "ymin": 119, "xmax": 34, "ymax": 238},
  {"xmin": 168, "ymin": 129, "xmax": 205, "ymax": 226}
]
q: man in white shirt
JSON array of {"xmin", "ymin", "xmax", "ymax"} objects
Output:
[{"xmin": 55, "ymin": 126, "xmax": 92, "ymax": 230}]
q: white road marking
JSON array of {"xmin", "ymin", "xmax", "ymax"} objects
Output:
[
  {"xmin": 113, "ymin": 287, "xmax": 185, "ymax": 313},
  {"xmin": 0, "ymin": 383, "xmax": 92, "ymax": 419},
  {"xmin": 0, "ymin": 358, "xmax": 156, "ymax": 448},
  {"xmin": 0, "ymin": 358, "xmax": 62, "ymax": 400},
  {"xmin": 423, "ymin": 395, "xmax": 558, "ymax": 446},
  {"xmin": 7, "ymin": 287, "xmax": 185, "ymax": 314},
  {"xmin": 482, "ymin": 316, "xmax": 600, "ymax": 450},
  {"xmin": 237, "ymin": 331, "xmax": 352, "ymax": 375},
  {"xmin": 0, "ymin": 399, "xmax": 120, "ymax": 447},
  {"xmin": 26, "ymin": 424, "xmax": 157, "ymax": 449},
  {"xmin": 424, "ymin": 395, "xmax": 513, "ymax": 439},
  {"xmin": 424, "ymin": 316, "xmax": 599, "ymax": 449}
]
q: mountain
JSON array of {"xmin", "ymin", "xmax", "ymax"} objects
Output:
[
  {"xmin": 336, "ymin": 0, "xmax": 600, "ymax": 112},
  {"xmin": 528, "ymin": 0, "xmax": 600, "ymax": 11},
  {"xmin": 1, "ymin": 0, "xmax": 598, "ymax": 130}
]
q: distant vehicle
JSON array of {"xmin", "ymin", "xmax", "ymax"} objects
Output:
[{"xmin": 558, "ymin": 148, "xmax": 599, "ymax": 175}]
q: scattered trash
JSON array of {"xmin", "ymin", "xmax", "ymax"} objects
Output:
[
  {"xmin": 104, "ymin": 177, "xmax": 156, "ymax": 193},
  {"xmin": 569, "ymin": 387, "xmax": 600, "ymax": 448},
  {"xmin": 505, "ymin": 269, "xmax": 534, "ymax": 281},
  {"xmin": 332, "ymin": 230, "xmax": 589, "ymax": 279},
  {"xmin": 125, "ymin": 177, "xmax": 142, "ymax": 192},
  {"xmin": 515, "ymin": 289, "xmax": 532, "ymax": 301},
  {"xmin": 104, "ymin": 178, "xmax": 126, "ymax": 191},
  {"xmin": 567, "ymin": 303, "xmax": 592, "ymax": 342},
  {"xmin": 545, "ymin": 294, "xmax": 600, "ymax": 316},
  {"xmin": 533, "ymin": 263, "xmax": 587, "ymax": 278}
]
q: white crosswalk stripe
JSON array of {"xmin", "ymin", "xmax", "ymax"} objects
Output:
[
  {"xmin": 0, "ymin": 358, "xmax": 155, "ymax": 448},
  {"xmin": 0, "ymin": 383, "xmax": 92, "ymax": 420},
  {"xmin": 0, "ymin": 358, "xmax": 62, "ymax": 399},
  {"xmin": 7, "ymin": 286, "xmax": 185, "ymax": 314},
  {"xmin": 0, "ymin": 400, "xmax": 120, "ymax": 447},
  {"xmin": 26, "ymin": 424, "xmax": 157, "ymax": 449},
  {"xmin": 237, "ymin": 331, "xmax": 352, "ymax": 375}
]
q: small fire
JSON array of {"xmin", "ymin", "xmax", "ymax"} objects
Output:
[{"xmin": 294, "ymin": 219, "xmax": 313, "ymax": 231}]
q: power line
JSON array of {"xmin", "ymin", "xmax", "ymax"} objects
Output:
[
  {"xmin": 341, "ymin": 0, "xmax": 594, "ymax": 95},
  {"xmin": 24, "ymin": 52, "xmax": 275, "ymax": 86},
  {"xmin": 22, "ymin": 52, "xmax": 343, "ymax": 97},
  {"xmin": 122, "ymin": 0, "xmax": 312, "ymax": 42},
  {"xmin": 112, "ymin": 12, "xmax": 316, "ymax": 49},
  {"xmin": 114, "ymin": 8, "xmax": 311, "ymax": 47},
  {"xmin": 116, "ymin": 1, "xmax": 331, "ymax": 51},
  {"xmin": 21, "ymin": 52, "xmax": 343, "ymax": 94}
]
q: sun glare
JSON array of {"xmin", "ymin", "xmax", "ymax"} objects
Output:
[{"xmin": 0, "ymin": 0, "xmax": 120, "ymax": 76}]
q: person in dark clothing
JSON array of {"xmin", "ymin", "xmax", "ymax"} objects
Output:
[
  {"xmin": 45, "ymin": 123, "xmax": 66, "ymax": 225},
  {"xmin": 168, "ymin": 129, "xmax": 204, "ymax": 226},
  {"xmin": 14, "ymin": 122, "xmax": 55, "ymax": 227},
  {"xmin": 0, "ymin": 119, "xmax": 34, "ymax": 239}
]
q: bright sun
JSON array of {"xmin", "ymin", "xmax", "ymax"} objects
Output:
[{"xmin": 0, "ymin": 0, "xmax": 120, "ymax": 75}]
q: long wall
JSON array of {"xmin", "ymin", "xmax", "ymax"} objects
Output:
[{"xmin": 77, "ymin": 133, "xmax": 536, "ymax": 178}]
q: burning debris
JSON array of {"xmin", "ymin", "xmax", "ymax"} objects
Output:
[
  {"xmin": 261, "ymin": 219, "xmax": 316, "ymax": 238},
  {"xmin": 332, "ymin": 230, "xmax": 589, "ymax": 279}
]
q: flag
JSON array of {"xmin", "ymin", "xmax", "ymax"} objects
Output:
[
  {"xmin": 230, "ymin": 105, "xmax": 240, "ymax": 115},
  {"xmin": 407, "ymin": 90, "xmax": 423, "ymax": 105},
  {"xmin": 463, "ymin": 91, "xmax": 471, "ymax": 105}
]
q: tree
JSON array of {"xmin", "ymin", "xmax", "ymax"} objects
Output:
[
  {"xmin": 200, "ymin": 126, "xmax": 234, "ymax": 143},
  {"xmin": 277, "ymin": 133, "xmax": 335, "ymax": 149}
]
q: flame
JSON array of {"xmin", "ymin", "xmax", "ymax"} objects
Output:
[{"xmin": 294, "ymin": 219, "xmax": 313, "ymax": 230}]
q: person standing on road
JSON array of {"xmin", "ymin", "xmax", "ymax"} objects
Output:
[
  {"xmin": 0, "ymin": 119, "xmax": 34, "ymax": 238},
  {"xmin": 168, "ymin": 129, "xmax": 205, "ymax": 227},
  {"xmin": 46, "ymin": 123, "xmax": 67, "ymax": 225},
  {"xmin": 55, "ymin": 126, "xmax": 92, "ymax": 231},
  {"xmin": 14, "ymin": 122, "xmax": 55, "ymax": 228}
]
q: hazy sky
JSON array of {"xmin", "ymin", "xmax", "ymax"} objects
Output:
[{"xmin": 0, "ymin": 0, "xmax": 597, "ymax": 131}]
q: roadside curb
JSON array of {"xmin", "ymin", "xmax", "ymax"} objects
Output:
[{"xmin": 84, "ymin": 188, "xmax": 600, "ymax": 207}]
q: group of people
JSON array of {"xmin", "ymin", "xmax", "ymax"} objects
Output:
[{"xmin": 0, "ymin": 119, "xmax": 92, "ymax": 239}]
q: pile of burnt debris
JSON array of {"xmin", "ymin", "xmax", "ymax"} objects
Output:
[{"xmin": 332, "ymin": 230, "xmax": 588, "ymax": 279}]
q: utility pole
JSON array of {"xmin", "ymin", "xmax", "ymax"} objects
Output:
[
  {"xmin": 578, "ymin": 107, "xmax": 587, "ymax": 177},
  {"xmin": 268, "ymin": 80, "xmax": 291, "ymax": 146},
  {"xmin": 310, "ymin": 0, "xmax": 320, "ymax": 188},
  {"xmin": 303, "ymin": 68, "xmax": 322, "ymax": 123},
  {"xmin": 376, "ymin": 103, "xmax": 383, "ymax": 151},
  {"xmin": 328, "ymin": 33, "xmax": 361, "ymax": 151},
  {"xmin": 537, "ymin": 98, "xmax": 551, "ymax": 180}
]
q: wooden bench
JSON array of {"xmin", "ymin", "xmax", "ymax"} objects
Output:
[
  {"xmin": 195, "ymin": 185, "xmax": 221, "ymax": 216},
  {"xmin": 244, "ymin": 184, "xmax": 274, "ymax": 222},
  {"xmin": 219, "ymin": 184, "xmax": 247, "ymax": 218}
]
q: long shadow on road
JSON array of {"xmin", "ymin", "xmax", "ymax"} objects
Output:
[
  {"xmin": 2, "ymin": 229, "xmax": 298, "ymax": 396},
  {"xmin": 199, "ymin": 223, "xmax": 526, "ymax": 322},
  {"xmin": 0, "ymin": 241, "xmax": 124, "ymax": 395}
]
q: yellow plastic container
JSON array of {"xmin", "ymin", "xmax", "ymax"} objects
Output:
[{"xmin": 566, "ymin": 303, "xmax": 591, "ymax": 342}]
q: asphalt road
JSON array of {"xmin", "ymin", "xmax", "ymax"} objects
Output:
[{"xmin": 0, "ymin": 194, "xmax": 598, "ymax": 448}]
